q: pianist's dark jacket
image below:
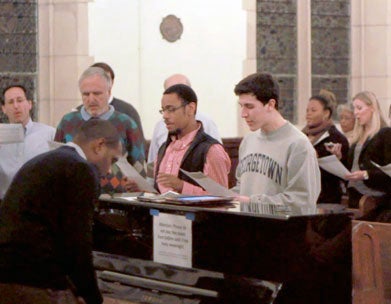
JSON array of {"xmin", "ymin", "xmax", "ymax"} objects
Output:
[{"xmin": 0, "ymin": 146, "xmax": 102, "ymax": 304}]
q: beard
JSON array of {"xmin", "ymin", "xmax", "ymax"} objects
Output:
[{"xmin": 168, "ymin": 128, "xmax": 182, "ymax": 137}]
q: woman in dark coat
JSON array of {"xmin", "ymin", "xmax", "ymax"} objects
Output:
[
  {"xmin": 331, "ymin": 91, "xmax": 391, "ymax": 222},
  {"xmin": 303, "ymin": 91, "xmax": 349, "ymax": 205}
]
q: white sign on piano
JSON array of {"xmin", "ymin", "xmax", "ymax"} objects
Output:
[{"xmin": 153, "ymin": 212, "xmax": 192, "ymax": 268}]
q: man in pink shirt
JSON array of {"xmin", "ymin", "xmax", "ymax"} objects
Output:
[{"xmin": 154, "ymin": 84, "xmax": 231, "ymax": 194}]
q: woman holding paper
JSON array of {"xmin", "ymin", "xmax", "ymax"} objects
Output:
[
  {"xmin": 303, "ymin": 90, "xmax": 349, "ymax": 205},
  {"xmin": 330, "ymin": 91, "xmax": 391, "ymax": 220}
]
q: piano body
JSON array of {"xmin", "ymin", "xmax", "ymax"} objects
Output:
[{"xmin": 93, "ymin": 198, "xmax": 352, "ymax": 304}]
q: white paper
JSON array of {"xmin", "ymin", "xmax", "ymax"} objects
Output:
[
  {"xmin": 371, "ymin": 161, "xmax": 391, "ymax": 177},
  {"xmin": 48, "ymin": 141, "xmax": 66, "ymax": 150},
  {"xmin": 116, "ymin": 157, "xmax": 158, "ymax": 193},
  {"xmin": 116, "ymin": 196, "xmax": 138, "ymax": 202},
  {"xmin": 153, "ymin": 212, "xmax": 192, "ymax": 268},
  {"xmin": 0, "ymin": 123, "xmax": 24, "ymax": 143},
  {"xmin": 180, "ymin": 169, "xmax": 237, "ymax": 197},
  {"xmin": 317, "ymin": 155, "xmax": 351, "ymax": 180}
]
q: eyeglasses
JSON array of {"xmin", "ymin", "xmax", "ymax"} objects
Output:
[{"xmin": 159, "ymin": 104, "xmax": 186, "ymax": 115}]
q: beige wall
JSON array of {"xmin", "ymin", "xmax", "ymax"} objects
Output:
[
  {"xmin": 38, "ymin": 0, "xmax": 247, "ymax": 139},
  {"xmin": 89, "ymin": 0, "xmax": 246, "ymax": 139},
  {"xmin": 38, "ymin": 0, "xmax": 93, "ymax": 126},
  {"xmin": 351, "ymin": 0, "xmax": 391, "ymax": 120},
  {"xmin": 38, "ymin": 0, "xmax": 391, "ymax": 133}
]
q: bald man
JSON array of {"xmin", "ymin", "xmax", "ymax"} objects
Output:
[{"xmin": 148, "ymin": 74, "xmax": 222, "ymax": 165}]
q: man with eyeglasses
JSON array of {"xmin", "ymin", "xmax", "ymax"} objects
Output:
[
  {"xmin": 147, "ymin": 74, "xmax": 221, "ymax": 165},
  {"xmin": 0, "ymin": 85, "xmax": 55, "ymax": 199},
  {"xmin": 153, "ymin": 84, "xmax": 230, "ymax": 194}
]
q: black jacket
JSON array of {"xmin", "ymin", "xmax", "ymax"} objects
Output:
[
  {"xmin": 154, "ymin": 128, "xmax": 220, "ymax": 192},
  {"xmin": 313, "ymin": 125, "xmax": 349, "ymax": 204},
  {"xmin": 0, "ymin": 146, "xmax": 102, "ymax": 304},
  {"xmin": 347, "ymin": 127, "xmax": 391, "ymax": 193}
]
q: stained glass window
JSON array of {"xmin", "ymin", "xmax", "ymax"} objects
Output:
[
  {"xmin": 257, "ymin": 0, "xmax": 350, "ymax": 122},
  {"xmin": 0, "ymin": 0, "xmax": 38, "ymax": 122}
]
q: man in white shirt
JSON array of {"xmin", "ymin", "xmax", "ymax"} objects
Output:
[
  {"xmin": 148, "ymin": 74, "xmax": 221, "ymax": 164},
  {"xmin": 0, "ymin": 85, "xmax": 55, "ymax": 199}
]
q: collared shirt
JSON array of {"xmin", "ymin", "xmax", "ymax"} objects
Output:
[
  {"xmin": 55, "ymin": 109, "xmax": 146, "ymax": 193},
  {"xmin": 0, "ymin": 119, "xmax": 56, "ymax": 198},
  {"xmin": 66, "ymin": 142, "xmax": 86, "ymax": 160},
  {"xmin": 156, "ymin": 124, "xmax": 230, "ymax": 195},
  {"xmin": 148, "ymin": 113, "xmax": 222, "ymax": 163},
  {"xmin": 80, "ymin": 105, "xmax": 115, "ymax": 121}
]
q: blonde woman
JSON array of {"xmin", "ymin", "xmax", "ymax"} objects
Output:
[{"xmin": 331, "ymin": 91, "xmax": 391, "ymax": 220}]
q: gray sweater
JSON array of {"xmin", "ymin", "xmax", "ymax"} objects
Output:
[{"xmin": 235, "ymin": 122, "xmax": 320, "ymax": 215}]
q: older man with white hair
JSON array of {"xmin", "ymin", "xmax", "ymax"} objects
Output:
[{"xmin": 55, "ymin": 66, "xmax": 146, "ymax": 193}]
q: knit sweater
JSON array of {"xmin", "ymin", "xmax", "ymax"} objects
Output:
[{"xmin": 55, "ymin": 110, "xmax": 146, "ymax": 193}]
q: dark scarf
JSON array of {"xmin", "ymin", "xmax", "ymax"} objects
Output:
[{"xmin": 302, "ymin": 119, "xmax": 334, "ymax": 145}]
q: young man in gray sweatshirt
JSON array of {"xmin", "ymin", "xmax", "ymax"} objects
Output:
[{"xmin": 233, "ymin": 72, "xmax": 320, "ymax": 215}]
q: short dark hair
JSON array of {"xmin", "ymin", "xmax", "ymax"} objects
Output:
[
  {"xmin": 2, "ymin": 85, "xmax": 28, "ymax": 105},
  {"xmin": 234, "ymin": 73, "xmax": 280, "ymax": 109},
  {"xmin": 74, "ymin": 119, "xmax": 120, "ymax": 150},
  {"xmin": 91, "ymin": 62, "xmax": 115, "ymax": 81},
  {"xmin": 163, "ymin": 84, "xmax": 198, "ymax": 105},
  {"xmin": 309, "ymin": 94, "xmax": 335, "ymax": 118}
]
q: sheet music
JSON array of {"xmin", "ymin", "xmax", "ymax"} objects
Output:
[
  {"xmin": 0, "ymin": 123, "xmax": 24, "ymax": 144},
  {"xmin": 146, "ymin": 161, "xmax": 154, "ymax": 178},
  {"xmin": 179, "ymin": 169, "xmax": 237, "ymax": 197},
  {"xmin": 371, "ymin": 161, "xmax": 391, "ymax": 177},
  {"xmin": 48, "ymin": 141, "xmax": 66, "ymax": 150},
  {"xmin": 116, "ymin": 157, "xmax": 158, "ymax": 193},
  {"xmin": 317, "ymin": 155, "xmax": 351, "ymax": 180}
]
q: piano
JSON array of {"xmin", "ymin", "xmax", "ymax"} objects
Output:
[{"xmin": 93, "ymin": 197, "xmax": 352, "ymax": 304}]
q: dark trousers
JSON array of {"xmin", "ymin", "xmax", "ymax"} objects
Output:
[
  {"xmin": 347, "ymin": 187, "xmax": 363, "ymax": 208},
  {"xmin": 0, "ymin": 283, "xmax": 79, "ymax": 304}
]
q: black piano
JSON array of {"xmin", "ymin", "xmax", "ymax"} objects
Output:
[{"xmin": 93, "ymin": 197, "xmax": 352, "ymax": 304}]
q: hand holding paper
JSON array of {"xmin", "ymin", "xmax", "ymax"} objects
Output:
[
  {"xmin": 179, "ymin": 169, "xmax": 237, "ymax": 197},
  {"xmin": 317, "ymin": 155, "xmax": 351, "ymax": 180},
  {"xmin": 116, "ymin": 156, "xmax": 158, "ymax": 193}
]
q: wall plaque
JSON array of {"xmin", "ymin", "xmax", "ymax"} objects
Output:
[{"xmin": 160, "ymin": 15, "xmax": 183, "ymax": 43}]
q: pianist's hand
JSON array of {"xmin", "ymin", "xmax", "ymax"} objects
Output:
[
  {"xmin": 76, "ymin": 297, "xmax": 86, "ymax": 304},
  {"xmin": 122, "ymin": 177, "xmax": 140, "ymax": 192}
]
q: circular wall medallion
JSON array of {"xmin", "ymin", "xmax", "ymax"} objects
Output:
[{"xmin": 160, "ymin": 15, "xmax": 183, "ymax": 43}]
